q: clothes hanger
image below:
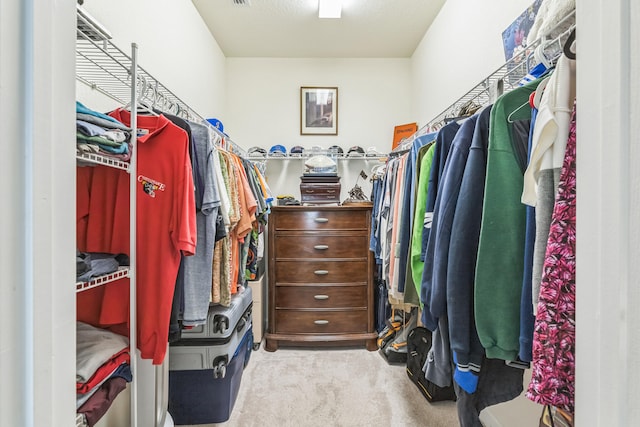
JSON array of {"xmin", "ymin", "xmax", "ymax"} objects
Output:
[
  {"xmin": 506, "ymin": 73, "xmax": 553, "ymax": 123},
  {"xmin": 122, "ymin": 75, "xmax": 159, "ymax": 116},
  {"xmin": 531, "ymin": 76, "xmax": 551, "ymax": 109},
  {"xmin": 506, "ymin": 98, "xmax": 534, "ymax": 124},
  {"xmin": 370, "ymin": 164, "xmax": 386, "ymax": 180},
  {"xmin": 563, "ymin": 28, "xmax": 576, "ymax": 60},
  {"xmin": 533, "ymin": 38, "xmax": 554, "ymax": 70}
]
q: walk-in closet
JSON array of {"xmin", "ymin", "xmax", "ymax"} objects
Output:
[{"xmin": 1, "ymin": 0, "xmax": 639, "ymax": 426}]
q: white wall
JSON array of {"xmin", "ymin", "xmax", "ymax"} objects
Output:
[
  {"xmin": 411, "ymin": 0, "xmax": 536, "ymax": 125},
  {"xmin": 226, "ymin": 58, "xmax": 411, "ymax": 200},
  {"xmin": 0, "ymin": 0, "xmax": 76, "ymax": 426},
  {"xmin": 80, "ymin": 0, "xmax": 226, "ymax": 118},
  {"xmin": 576, "ymin": 1, "xmax": 640, "ymax": 426}
]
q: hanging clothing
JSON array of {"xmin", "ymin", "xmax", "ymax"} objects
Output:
[
  {"xmin": 521, "ymin": 54, "xmax": 577, "ymax": 314},
  {"xmin": 474, "ymin": 78, "xmax": 540, "ymax": 361},
  {"xmin": 180, "ymin": 122, "xmax": 221, "ymax": 326},
  {"xmin": 77, "ymin": 109, "xmax": 197, "ymax": 365},
  {"xmin": 398, "ymin": 133, "xmax": 436, "ymax": 298},
  {"xmin": 527, "ymin": 104, "xmax": 577, "ymax": 413},
  {"xmin": 388, "ymin": 154, "xmax": 407, "ymax": 302},
  {"xmin": 421, "ymin": 115, "xmax": 478, "ymax": 331},
  {"xmin": 409, "ymin": 142, "xmax": 436, "ymax": 298},
  {"xmin": 453, "ymin": 358, "xmax": 525, "ymax": 427},
  {"xmin": 447, "ymin": 105, "xmax": 492, "ymax": 381},
  {"xmin": 420, "ymin": 120, "xmax": 460, "ymax": 329},
  {"xmin": 519, "ymin": 101, "xmax": 540, "ymax": 363}
]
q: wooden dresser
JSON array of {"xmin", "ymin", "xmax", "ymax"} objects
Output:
[{"xmin": 265, "ymin": 205, "xmax": 377, "ymax": 351}]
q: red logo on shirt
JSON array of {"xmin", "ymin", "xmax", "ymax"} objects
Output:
[{"xmin": 138, "ymin": 175, "xmax": 166, "ymax": 198}]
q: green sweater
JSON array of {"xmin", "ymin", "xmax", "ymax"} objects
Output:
[{"xmin": 475, "ymin": 79, "xmax": 541, "ymax": 361}]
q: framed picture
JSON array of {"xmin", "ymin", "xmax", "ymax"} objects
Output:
[{"xmin": 300, "ymin": 86, "xmax": 338, "ymax": 135}]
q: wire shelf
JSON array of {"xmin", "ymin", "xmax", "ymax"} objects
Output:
[
  {"xmin": 423, "ymin": 10, "xmax": 576, "ymax": 131},
  {"xmin": 76, "ymin": 152, "xmax": 130, "ymax": 172},
  {"xmin": 76, "ymin": 10, "xmax": 247, "ymax": 158},
  {"xmin": 76, "ymin": 266, "xmax": 130, "ymax": 293}
]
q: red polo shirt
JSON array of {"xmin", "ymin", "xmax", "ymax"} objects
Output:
[{"xmin": 77, "ymin": 110, "xmax": 196, "ymax": 364}]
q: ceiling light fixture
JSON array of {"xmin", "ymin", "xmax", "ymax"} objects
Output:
[{"xmin": 318, "ymin": 0, "xmax": 342, "ymax": 19}]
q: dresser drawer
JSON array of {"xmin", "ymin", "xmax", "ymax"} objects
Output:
[
  {"xmin": 300, "ymin": 183, "xmax": 340, "ymax": 194},
  {"xmin": 274, "ymin": 235, "xmax": 368, "ymax": 259},
  {"xmin": 275, "ymin": 260, "xmax": 368, "ymax": 283},
  {"xmin": 275, "ymin": 310, "xmax": 368, "ymax": 334},
  {"xmin": 273, "ymin": 208, "xmax": 368, "ymax": 231},
  {"xmin": 276, "ymin": 285, "xmax": 367, "ymax": 309},
  {"xmin": 300, "ymin": 193, "xmax": 341, "ymax": 204}
]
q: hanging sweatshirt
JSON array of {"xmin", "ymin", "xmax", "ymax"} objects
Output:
[
  {"xmin": 447, "ymin": 105, "xmax": 493, "ymax": 385},
  {"xmin": 421, "ymin": 115, "xmax": 478, "ymax": 330},
  {"xmin": 475, "ymin": 78, "xmax": 541, "ymax": 361}
]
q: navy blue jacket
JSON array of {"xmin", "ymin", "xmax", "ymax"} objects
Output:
[
  {"xmin": 421, "ymin": 116, "xmax": 477, "ymax": 330},
  {"xmin": 419, "ymin": 120, "xmax": 460, "ymax": 328},
  {"xmin": 446, "ymin": 105, "xmax": 492, "ymax": 370}
]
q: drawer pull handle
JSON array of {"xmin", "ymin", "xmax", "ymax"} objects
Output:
[
  {"xmin": 327, "ymin": 190, "xmax": 336, "ymax": 193},
  {"xmin": 314, "ymin": 270, "xmax": 329, "ymax": 275},
  {"xmin": 314, "ymin": 320, "xmax": 329, "ymax": 325},
  {"xmin": 314, "ymin": 294, "xmax": 329, "ymax": 300},
  {"xmin": 314, "ymin": 244, "xmax": 329, "ymax": 250},
  {"xmin": 314, "ymin": 217, "xmax": 329, "ymax": 223},
  {"xmin": 307, "ymin": 190, "xmax": 314, "ymax": 193}
]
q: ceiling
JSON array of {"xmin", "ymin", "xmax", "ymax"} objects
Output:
[{"xmin": 191, "ymin": 0, "xmax": 447, "ymax": 58}]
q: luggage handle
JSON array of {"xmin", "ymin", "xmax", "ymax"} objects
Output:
[
  {"xmin": 314, "ymin": 217, "xmax": 329, "ymax": 223},
  {"xmin": 314, "ymin": 320, "xmax": 329, "ymax": 325},
  {"xmin": 314, "ymin": 294, "xmax": 329, "ymax": 300},
  {"xmin": 314, "ymin": 244, "xmax": 329, "ymax": 250},
  {"xmin": 314, "ymin": 270, "xmax": 329, "ymax": 275},
  {"xmin": 236, "ymin": 317, "xmax": 246, "ymax": 333}
]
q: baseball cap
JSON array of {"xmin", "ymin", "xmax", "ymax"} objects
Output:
[
  {"xmin": 248, "ymin": 146, "xmax": 267, "ymax": 157},
  {"xmin": 328, "ymin": 145, "xmax": 344, "ymax": 156},
  {"xmin": 290, "ymin": 145, "xmax": 305, "ymax": 155},
  {"xmin": 366, "ymin": 147, "xmax": 385, "ymax": 157},
  {"xmin": 206, "ymin": 118, "xmax": 224, "ymax": 133},
  {"xmin": 347, "ymin": 146, "xmax": 365, "ymax": 157},
  {"xmin": 269, "ymin": 144, "xmax": 287, "ymax": 156}
]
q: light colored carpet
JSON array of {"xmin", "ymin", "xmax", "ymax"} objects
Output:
[{"xmin": 185, "ymin": 346, "xmax": 459, "ymax": 427}]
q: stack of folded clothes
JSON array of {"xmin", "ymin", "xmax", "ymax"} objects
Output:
[
  {"xmin": 76, "ymin": 101, "xmax": 132, "ymax": 163},
  {"xmin": 76, "ymin": 322, "xmax": 132, "ymax": 427}
]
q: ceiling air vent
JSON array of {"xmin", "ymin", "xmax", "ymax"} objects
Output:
[{"xmin": 233, "ymin": 0, "xmax": 251, "ymax": 5}]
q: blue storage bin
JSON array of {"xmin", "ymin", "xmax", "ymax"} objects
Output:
[{"xmin": 168, "ymin": 327, "xmax": 254, "ymax": 425}]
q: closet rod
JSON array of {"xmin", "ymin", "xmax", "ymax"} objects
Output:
[
  {"xmin": 419, "ymin": 9, "xmax": 576, "ymax": 133},
  {"xmin": 209, "ymin": 125, "xmax": 248, "ymax": 158}
]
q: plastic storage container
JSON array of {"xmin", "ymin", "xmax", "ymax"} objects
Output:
[{"xmin": 168, "ymin": 327, "xmax": 254, "ymax": 425}]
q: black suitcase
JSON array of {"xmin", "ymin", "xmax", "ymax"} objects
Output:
[{"xmin": 405, "ymin": 327, "xmax": 457, "ymax": 402}]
